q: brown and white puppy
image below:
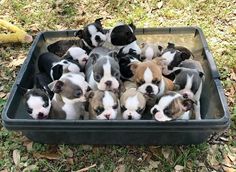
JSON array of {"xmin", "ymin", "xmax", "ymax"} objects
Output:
[
  {"xmin": 140, "ymin": 42, "xmax": 163, "ymax": 61},
  {"xmin": 86, "ymin": 90, "xmax": 120, "ymax": 120},
  {"xmin": 150, "ymin": 91, "xmax": 195, "ymax": 121},
  {"xmin": 48, "ymin": 73, "xmax": 90, "ymax": 120},
  {"xmin": 130, "ymin": 59, "xmax": 174, "ymax": 107},
  {"xmin": 120, "ymin": 81, "xmax": 146, "ymax": 120}
]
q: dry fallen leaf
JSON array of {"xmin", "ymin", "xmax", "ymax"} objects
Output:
[
  {"xmin": 162, "ymin": 148, "xmax": 171, "ymax": 159},
  {"xmin": 174, "ymin": 165, "xmax": 184, "ymax": 171},
  {"xmin": 157, "ymin": 1, "xmax": 163, "ymax": 9},
  {"xmin": 22, "ymin": 165, "xmax": 38, "ymax": 172},
  {"xmin": 0, "ymin": 169, "xmax": 8, "ymax": 172},
  {"xmin": 149, "ymin": 160, "xmax": 160, "ymax": 168},
  {"xmin": 113, "ymin": 164, "xmax": 125, "ymax": 172},
  {"xmin": 13, "ymin": 149, "xmax": 21, "ymax": 166},
  {"xmin": 67, "ymin": 148, "xmax": 74, "ymax": 158},
  {"xmin": 0, "ymin": 92, "xmax": 6, "ymax": 98},
  {"xmin": 33, "ymin": 152, "xmax": 60, "ymax": 160},
  {"xmin": 9, "ymin": 58, "xmax": 25, "ymax": 67}
]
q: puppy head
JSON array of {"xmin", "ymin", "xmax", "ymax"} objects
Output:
[
  {"xmin": 24, "ymin": 89, "xmax": 51, "ymax": 119},
  {"xmin": 173, "ymin": 68, "xmax": 204, "ymax": 100},
  {"xmin": 93, "ymin": 54, "xmax": 120, "ymax": 91},
  {"xmin": 48, "ymin": 73, "xmax": 90, "ymax": 103},
  {"xmin": 107, "ymin": 23, "xmax": 137, "ymax": 46},
  {"xmin": 74, "ymin": 18, "xmax": 106, "ymax": 47},
  {"xmin": 140, "ymin": 43, "xmax": 163, "ymax": 61},
  {"xmin": 66, "ymin": 47, "xmax": 89, "ymax": 68},
  {"xmin": 150, "ymin": 91, "xmax": 194, "ymax": 121},
  {"xmin": 130, "ymin": 60, "xmax": 163, "ymax": 97},
  {"xmin": 161, "ymin": 42, "xmax": 191, "ymax": 71},
  {"xmin": 120, "ymin": 88, "xmax": 146, "ymax": 120},
  {"xmin": 87, "ymin": 90, "xmax": 119, "ymax": 120},
  {"xmin": 51, "ymin": 59, "xmax": 81, "ymax": 80}
]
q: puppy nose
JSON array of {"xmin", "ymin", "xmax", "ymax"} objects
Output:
[
  {"xmin": 128, "ymin": 115, "xmax": 132, "ymax": 120},
  {"xmin": 105, "ymin": 114, "xmax": 110, "ymax": 120},
  {"xmin": 183, "ymin": 93, "xmax": 188, "ymax": 99},
  {"xmin": 105, "ymin": 80, "xmax": 112, "ymax": 87},
  {"xmin": 146, "ymin": 85, "xmax": 153, "ymax": 94},
  {"xmin": 38, "ymin": 112, "xmax": 44, "ymax": 119},
  {"xmin": 95, "ymin": 35, "xmax": 101, "ymax": 42}
]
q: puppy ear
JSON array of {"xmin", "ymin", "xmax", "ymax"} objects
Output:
[
  {"xmin": 129, "ymin": 23, "xmax": 136, "ymax": 32},
  {"xmin": 140, "ymin": 42, "xmax": 146, "ymax": 48},
  {"xmin": 152, "ymin": 57, "xmax": 165, "ymax": 66},
  {"xmin": 95, "ymin": 18, "xmax": 103, "ymax": 26},
  {"xmin": 180, "ymin": 52, "xmax": 190, "ymax": 60},
  {"xmin": 74, "ymin": 30, "xmax": 83, "ymax": 38},
  {"xmin": 90, "ymin": 53, "xmax": 100, "ymax": 64},
  {"xmin": 174, "ymin": 68, "xmax": 182, "ymax": 75},
  {"xmin": 51, "ymin": 65, "xmax": 63, "ymax": 80},
  {"xmin": 85, "ymin": 90, "xmax": 94, "ymax": 100},
  {"xmin": 158, "ymin": 45, "xmax": 163, "ymax": 52},
  {"xmin": 48, "ymin": 80, "xmax": 64, "ymax": 93},
  {"xmin": 182, "ymin": 99, "xmax": 195, "ymax": 111},
  {"xmin": 167, "ymin": 42, "xmax": 175, "ymax": 49},
  {"xmin": 17, "ymin": 84, "xmax": 30, "ymax": 95},
  {"xmin": 130, "ymin": 62, "xmax": 139, "ymax": 73}
]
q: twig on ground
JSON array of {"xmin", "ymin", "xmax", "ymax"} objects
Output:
[{"xmin": 75, "ymin": 164, "xmax": 96, "ymax": 172}]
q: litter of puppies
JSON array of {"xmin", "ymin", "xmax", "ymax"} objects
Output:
[{"xmin": 22, "ymin": 18, "xmax": 205, "ymax": 121}]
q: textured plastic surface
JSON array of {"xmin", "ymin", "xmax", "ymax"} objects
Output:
[{"xmin": 1, "ymin": 27, "xmax": 230, "ymax": 145}]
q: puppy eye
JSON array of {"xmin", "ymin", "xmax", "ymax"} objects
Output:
[
  {"xmin": 94, "ymin": 74, "xmax": 101, "ymax": 81},
  {"xmin": 112, "ymin": 104, "xmax": 118, "ymax": 109},
  {"xmin": 43, "ymin": 102, "xmax": 49, "ymax": 108},
  {"xmin": 95, "ymin": 107, "xmax": 104, "ymax": 115},
  {"xmin": 75, "ymin": 90, "xmax": 82, "ymax": 97},
  {"xmin": 137, "ymin": 80, "xmax": 145, "ymax": 86},
  {"xmin": 136, "ymin": 107, "xmax": 144, "ymax": 114},
  {"xmin": 27, "ymin": 108, "xmax": 33, "ymax": 114},
  {"xmin": 121, "ymin": 106, "xmax": 127, "ymax": 111},
  {"xmin": 152, "ymin": 79, "xmax": 160, "ymax": 85}
]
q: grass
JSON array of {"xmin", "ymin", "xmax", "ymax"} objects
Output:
[{"xmin": 0, "ymin": 0, "xmax": 236, "ymax": 171}]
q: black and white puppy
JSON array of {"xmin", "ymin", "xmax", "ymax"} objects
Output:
[
  {"xmin": 106, "ymin": 23, "xmax": 141, "ymax": 55},
  {"xmin": 150, "ymin": 91, "xmax": 195, "ymax": 121},
  {"xmin": 38, "ymin": 52, "xmax": 80, "ymax": 80},
  {"xmin": 62, "ymin": 46, "xmax": 89, "ymax": 71},
  {"xmin": 85, "ymin": 47, "xmax": 121, "ymax": 91},
  {"xmin": 118, "ymin": 49, "xmax": 140, "ymax": 81},
  {"xmin": 173, "ymin": 59, "xmax": 204, "ymax": 120},
  {"xmin": 161, "ymin": 42, "xmax": 192, "ymax": 77},
  {"xmin": 48, "ymin": 73, "xmax": 90, "ymax": 120},
  {"xmin": 74, "ymin": 18, "xmax": 106, "ymax": 53},
  {"xmin": 47, "ymin": 18, "xmax": 106, "ymax": 56}
]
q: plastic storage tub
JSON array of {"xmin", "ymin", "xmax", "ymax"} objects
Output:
[{"xmin": 1, "ymin": 27, "xmax": 230, "ymax": 145}]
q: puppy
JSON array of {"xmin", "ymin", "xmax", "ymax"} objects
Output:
[
  {"xmin": 38, "ymin": 52, "xmax": 80, "ymax": 80},
  {"xmin": 86, "ymin": 90, "xmax": 120, "ymax": 120},
  {"xmin": 120, "ymin": 81, "xmax": 146, "ymax": 120},
  {"xmin": 62, "ymin": 46, "xmax": 89, "ymax": 71},
  {"xmin": 130, "ymin": 59, "xmax": 174, "ymax": 107},
  {"xmin": 24, "ymin": 88, "xmax": 51, "ymax": 120},
  {"xmin": 85, "ymin": 47, "xmax": 121, "ymax": 91},
  {"xmin": 118, "ymin": 49, "xmax": 140, "ymax": 81},
  {"xmin": 140, "ymin": 42, "xmax": 163, "ymax": 61},
  {"xmin": 48, "ymin": 73, "xmax": 90, "ymax": 120},
  {"xmin": 35, "ymin": 72, "xmax": 54, "ymax": 99},
  {"xmin": 173, "ymin": 59, "xmax": 204, "ymax": 120},
  {"xmin": 106, "ymin": 22, "xmax": 141, "ymax": 55},
  {"xmin": 161, "ymin": 42, "xmax": 192, "ymax": 76},
  {"xmin": 150, "ymin": 91, "xmax": 195, "ymax": 121},
  {"xmin": 47, "ymin": 18, "xmax": 106, "ymax": 56}
]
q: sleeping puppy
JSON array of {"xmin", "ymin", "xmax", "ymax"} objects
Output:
[
  {"xmin": 140, "ymin": 42, "xmax": 163, "ymax": 61},
  {"xmin": 24, "ymin": 88, "xmax": 51, "ymax": 120},
  {"xmin": 173, "ymin": 59, "xmax": 204, "ymax": 120},
  {"xmin": 150, "ymin": 91, "xmax": 195, "ymax": 121},
  {"xmin": 85, "ymin": 47, "xmax": 121, "ymax": 91},
  {"xmin": 86, "ymin": 90, "xmax": 120, "ymax": 120},
  {"xmin": 106, "ymin": 22, "xmax": 141, "ymax": 55},
  {"xmin": 120, "ymin": 81, "xmax": 146, "ymax": 120},
  {"xmin": 130, "ymin": 59, "xmax": 174, "ymax": 107},
  {"xmin": 62, "ymin": 46, "xmax": 89, "ymax": 71},
  {"xmin": 38, "ymin": 52, "xmax": 81, "ymax": 80},
  {"xmin": 48, "ymin": 73, "xmax": 90, "ymax": 120},
  {"xmin": 47, "ymin": 18, "xmax": 106, "ymax": 56},
  {"xmin": 161, "ymin": 42, "xmax": 192, "ymax": 77}
]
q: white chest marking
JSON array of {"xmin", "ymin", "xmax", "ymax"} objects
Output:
[
  {"xmin": 62, "ymin": 103, "xmax": 77, "ymax": 120},
  {"xmin": 144, "ymin": 67, "xmax": 153, "ymax": 83},
  {"xmin": 125, "ymin": 94, "xmax": 139, "ymax": 110},
  {"xmin": 103, "ymin": 91, "xmax": 115, "ymax": 109}
]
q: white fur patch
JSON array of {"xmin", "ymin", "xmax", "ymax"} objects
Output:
[
  {"xmin": 125, "ymin": 94, "xmax": 139, "ymax": 110},
  {"xmin": 68, "ymin": 47, "xmax": 88, "ymax": 67},
  {"xmin": 161, "ymin": 51, "xmax": 176, "ymax": 65},
  {"xmin": 122, "ymin": 41, "xmax": 141, "ymax": 54},
  {"xmin": 88, "ymin": 25, "xmax": 106, "ymax": 47},
  {"xmin": 62, "ymin": 102, "xmax": 79, "ymax": 120},
  {"xmin": 27, "ymin": 95, "xmax": 51, "ymax": 119},
  {"xmin": 88, "ymin": 25, "xmax": 97, "ymax": 34},
  {"xmin": 145, "ymin": 47, "xmax": 154, "ymax": 60},
  {"xmin": 88, "ymin": 71, "xmax": 98, "ymax": 90},
  {"xmin": 144, "ymin": 67, "xmax": 153, "ymax": 83}
]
